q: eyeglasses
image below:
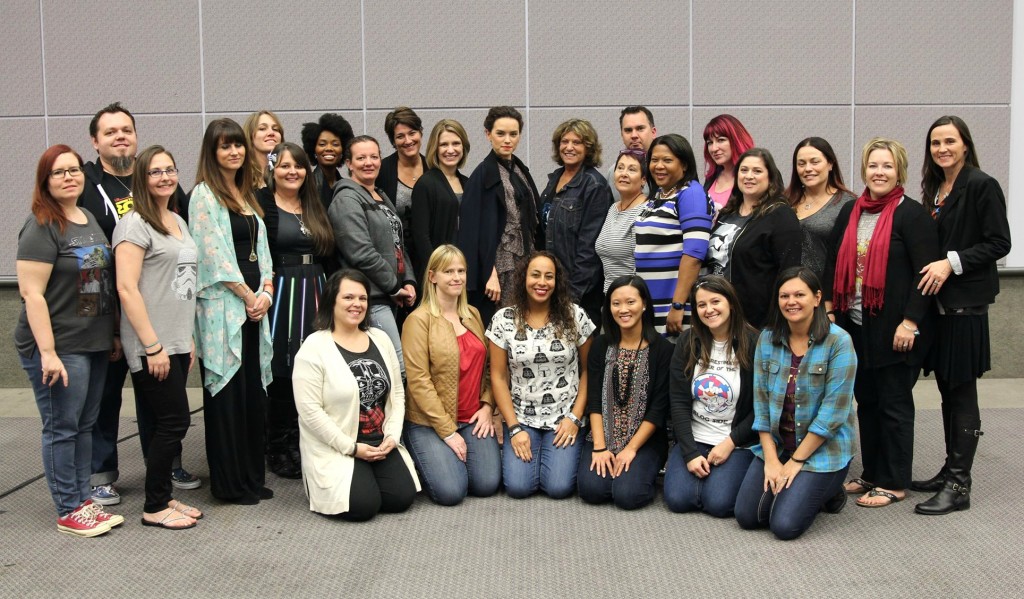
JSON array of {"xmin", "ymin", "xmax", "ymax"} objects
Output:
[
  {"xmin": 146, "ymin": 167, "xmax": 179, "ymax": 179},
  {"xmin": 50, "ymin": 167, "xmax": 83, "ymax": 179}
]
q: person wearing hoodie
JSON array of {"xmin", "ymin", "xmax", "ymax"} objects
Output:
[
  {"xmin": 77, "ymin": 102, "xmax": 197, "ymax": 507},
  {"xmin": 327, "ymin": 135, "xmax": 416, "ymax": 377}
]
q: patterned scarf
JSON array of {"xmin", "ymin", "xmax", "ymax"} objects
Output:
[
  {"xmin": 833, "ymin": 185, "xmax": 903, "ymax": 314},
  {"xmin": 494, "ymin": 159, "xmax": 536, "ymax": 276},
  {"xmin": 600, "ymin": 344, "xmax": 650, "ymax": 453}
]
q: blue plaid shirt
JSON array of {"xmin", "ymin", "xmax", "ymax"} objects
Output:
[{"xmin": 751, "ymin": 324, "xmax": 857, "ymax": 473}]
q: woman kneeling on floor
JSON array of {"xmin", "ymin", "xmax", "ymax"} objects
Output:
[
  {"xmin": 292, "ymin": 270, "xmax": 420, "ymax": 521},
  {"xmin": 576, "ymin": 275, "xmax": 672, "ymax": 509},
  {"xmin": 662, "ymin": 276, "xmax": 758, "ymax": 517},
  {"xmin": 734, "ymin": 267, "xmax": 856, "ymax": 540}
]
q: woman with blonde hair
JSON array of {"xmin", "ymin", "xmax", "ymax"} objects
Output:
[
  {"xmin": 401, "ymin": 244, "xmax": 499, "ymax": 505},
  {"xmin": 410, "ymin": 119, "xmax": 471, "ymax": 282},
  {"xmin": 242, "ymin": 110, "xmax": 284, "ymax": 187}
]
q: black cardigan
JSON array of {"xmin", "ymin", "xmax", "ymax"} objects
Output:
[
  {"xmin": 456, "ymin": 151, "xmax": 541, "ymax": 293},
  {"xmin": 669, "ymin": 329, "xmax": 758, "ymax": 463},
  {"xmin": 376, "ymin": 151, "xmax": 428, "ymax": 210},
  {"xmin": 409, "ymin": 167, "xmax": 468, "ymax": 283},
  {"xmin": 585, "ymin": 334, "xmax": 674, "ymax": 456},
  {"xmin": 933, "ymin": 166, "xmax": 1012, "ymax": 308},
  {"xmin": 721, "ymin": 201, "xmax": 802, "ymax": 329},
  {"xmin": 825, "ymin": 197, "xmax": 940, "ymax": 368}
]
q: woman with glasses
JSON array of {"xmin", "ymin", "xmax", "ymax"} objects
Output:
[
  {"xmin": 257, "ymin": 142, "xmax": 334, "ymax": 479},
  {"xmin": 595, "ymin": 150, "xmax": 648, "ymax": 294},
  {"xmin": 114, "ymin": 146, "xmax": 203, "ymax": 529},
  {"xmin": 16, "ymin": 145, "xmax": 120, "ymax": 536}
]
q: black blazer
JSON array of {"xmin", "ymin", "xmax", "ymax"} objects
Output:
[
  {"xmin": 457, "ymin": 151, "xmax": 540, "ymax": 293},
  {"xmin": 669, "ymin": 329, "xmax": 758, "ymax": 463},
  {"xmin": 933, "ymin": 166, "xmax": 1012, "ymax": 308},
  {"xmin": 586, "ymin": 334, "xmax": 674, "ymax": 457},
  {"xmin": 377, "ymin": 152, "xmax": 428, "ymax": 210},
  {"xmin": 826, "ymin": 197, "xmax": 940, "ymax": 369},
  {"xmin": 409, "ymin": 167, "xmax": 468, "ymax": 283}
]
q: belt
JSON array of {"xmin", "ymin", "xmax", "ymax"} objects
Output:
[{"xmin": 278, "ymin": 254, "xmax": 319, "ymax": 266}]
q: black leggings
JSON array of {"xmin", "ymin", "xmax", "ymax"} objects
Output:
[{"xmin": 340, "ymin": 451, "xmax": 416, "ymax": 522}]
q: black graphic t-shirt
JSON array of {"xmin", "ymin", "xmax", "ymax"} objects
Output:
[
  {"xmin": 15, "ymin": 210, "xmax": 115, "ymax": 356},
  {"xmin": 336, "ymin": 338, "xmax": 391, "ymax": 444},
  {"xmin": 89, "ymin": 171, "xmax": 135, "ymax": 242}
]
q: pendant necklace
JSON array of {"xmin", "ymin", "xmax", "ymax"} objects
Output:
[{"xmin": 245, "ymin": 212, "xmax": 258, "ymax": 262}]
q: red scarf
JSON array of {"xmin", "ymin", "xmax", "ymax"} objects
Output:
[{"xmin": 833, "ymin": 185, "xmax": 903, "ymax": 314}]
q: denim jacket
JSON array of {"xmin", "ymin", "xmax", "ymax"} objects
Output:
[
  {"xmin": 539, "ymin": 166, "xmax": 613, "ymax": 299},
  {"xmin": 751, "ymin": 324, "xmax": 857, "ymax": 473}
]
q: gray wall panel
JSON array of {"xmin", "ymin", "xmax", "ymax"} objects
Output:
[
  {"xmin": 529, "ymin": 1, "xmax": 689, "ymax": 107},
  {"xmin": 45, "ymin": 116, "xmax": 93, "ymax": 164},
  {"xmin": 691, "ymin": 107, "xmax": 852, "ymax": 187},
  {"xmin": 42, "ymin": 0, "xmax": 201, "ymax": 114},
  {"xmin": 364, "ymin": 1, "xmax": 526, "ymax": 109},
  {"xmin": 0, "ymin": 119, "xmax": 49, "ymax": 275},
  {"xmin": 693, "ymin": 1, "xmax": 853, "ymax": 106},
  {"xmin": 854, "ymin": 106, "xmax": 1010, "ymax": 201},
  {"xmin": 0, "ymin": 1, "xmax": 44, "ymax": 116},
  {"xmin": 856, "ymin": 0, "xmax": 1012, "ymax": 104},
  {"xmin": 201, "ymin": 1, "xmax": 363, "ymax": 112}
]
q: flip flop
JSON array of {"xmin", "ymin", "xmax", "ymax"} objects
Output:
[
  {"xmin": 855, "ymin": 488, "xmax": 905, "ymax": 508},
  {"xmin": 141, "ymin": 509, "xmax": 196, "ymax": 530},
  {"xmin": 169, "ymin": 499, "xmax": 204, "ymax": 520},
  {"xmin": 844, "ymin": 477, "xmax": 875, "ymax": 494}
]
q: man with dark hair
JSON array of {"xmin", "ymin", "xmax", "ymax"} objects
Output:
[
  {"xmin": 606, "ymin": 106, "xmax": 657, "ymax": 200},
  {"xmin": 79, "ymin": 102, "xmax": 198, "ymax": 506}
]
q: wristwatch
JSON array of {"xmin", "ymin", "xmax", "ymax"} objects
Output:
[
  {"xmin": 671, "ymin": 302, "xmax": 685, "ymax": 311},
  {"xmin": 564, "ymin": 413, "xmax": 585, "ymax": 429},
  {"xmin": 508, "ymin": 425, "xmax": 525, "ymax": 438}
]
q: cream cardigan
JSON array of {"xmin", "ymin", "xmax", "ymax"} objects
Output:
[{"xmin": 292, "ymin": 327, "xmax": 420, "ymax": 515}]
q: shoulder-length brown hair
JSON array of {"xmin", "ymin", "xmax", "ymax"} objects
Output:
[
  {"xmin": 266, "ymin": 142, "xmax": 334, "ymax": 256},
  {"xmin": 195, "ymin": 118, "xmax": 261, "ymax": 216},
  {"xmin": 32, "ymin": 144, "xmax": 84, "ymax": 234},
  {"xmin": 683, "ymin": 276, "xmax": 756, "ymax": 375},
  {"xmin": 130, "ymin": 145, "xmax": 178, "ymax": 236},
  {"xmin": 721, "ymin": 147, "xmax": 787, "ymax": 218}
]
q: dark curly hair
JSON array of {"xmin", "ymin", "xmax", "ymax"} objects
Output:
[
  {"xmin": 506, "ymin": 251, "xmax": 580, "ymax": 344},
  {"xmin": 300, "ymin": 113, "xmax": 355, "ymax": 166}
]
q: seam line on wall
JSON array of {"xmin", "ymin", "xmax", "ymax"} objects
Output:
[
  {"xmin": 689, "ymin": 0, "xmax": 693, "ymax": 141},
  {"xmin": 524, "ymin": 0, "xmax": 531, "ymax": 167},
  {"xmin": 38, "ymin": 0, "xmax": 49, "ymax": 146},
  {"xmin": 851, "ymin": 0, "xmax": 857, "ymax": 186},
  {"xmin": 360, "ymin": 0, "xmax": 367, "ymax": 132},
  {"xmin": 198, "ymin": 0, "xmax": 207, "ymax": 126}
]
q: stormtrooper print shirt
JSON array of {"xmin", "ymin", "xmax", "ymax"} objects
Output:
[
  {"xmin": 112, "ymin": 211, "xmax": 198, "ymax": 372},
  {"xmin": 486, "ymin": 304, "xmax": 595, "ymax": 430}
]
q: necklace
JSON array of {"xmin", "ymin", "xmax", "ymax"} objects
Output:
[
  {"xmin": 275, "ymin": 193, "xmax": 310, "ymax": 237},
  {"xmin": 244, "ymin": 212, "xmax": 257, "ymax": 262},
  {"xmin": 655, "ymin": 184, "xmax": 680, "ymax": 200},
  {"xmin": 801, "ymin": 190, "xmax": 831, "ymax": 212},
  {"xmin": 619, "ymin": 191, "xmax": 645, "ymax": 212},
  {"xmin": 613, "ymin": 335, "xmax": 645, "ymax": 407},
  {"xmin": 294, "ymin": 212, "xmax": 310, "ymax": 237}
]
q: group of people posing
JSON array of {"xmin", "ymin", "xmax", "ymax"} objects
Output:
[{"xmin": 17, "ymin": 102, "xmax": 1010, "ymax": 541}]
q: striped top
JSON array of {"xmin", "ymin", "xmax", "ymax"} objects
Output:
[
  {"xmin": 595, "ymin": 201, "xmax": 646, "ymax": 292},
  {"xmin": 633, "ymin": 182, "xmax": 714, "ymax": 335}
]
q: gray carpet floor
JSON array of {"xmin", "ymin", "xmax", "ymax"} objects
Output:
[{"xmin": 1, "ymin": 408, "xmax": 1021, "ymax": 598}]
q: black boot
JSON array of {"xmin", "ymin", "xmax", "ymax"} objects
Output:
[
  {"xmin": 911, "ymin": 399, "xmax": 953, "ymax": 492},
  {"xmin": 915, "ymin": 422, "xmax": 982, "ymax": 515}
]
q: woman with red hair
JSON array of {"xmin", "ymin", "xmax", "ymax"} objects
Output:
[
  {"xmin": 702, "ymin": 115, "xmax": 754, "ymax": 211},
  {"xmin": 16, "ymin": 145, "xmax": 121, "ymax": 537}
]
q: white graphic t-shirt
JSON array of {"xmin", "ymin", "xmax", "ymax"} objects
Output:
[{"xmin": 691, "ymin": 339, "xmax": 741, "ymax": 445}]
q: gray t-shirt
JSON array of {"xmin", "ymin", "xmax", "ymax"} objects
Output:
[
  {"xmin": 112, "ymin": 211, "xmax": 198, "ymax": 372},
  {"xmin": 15, "ymin": 210, "xmax": 115, "ymax": 356}
]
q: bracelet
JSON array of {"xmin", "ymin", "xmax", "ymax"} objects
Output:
[
  {"xmin": 143, "ymin": 340, "xmax": 161, "ymax": 349},
  {"xmin": 564, "ymin": 413, "xmax": 585, "ymax": 428},
  {"xmin": 592, "ymin": 447, "xmax": 609, "ymax": 453},
  {"xmin": 145, "ymin": 345, "xmax": 163, "ymax": 357},
  {"xmin": 260, "ymin": 290, "xmax": 274, "ymax": 305},
  {"xmin": 901, "ymin": 322, "xmax": 918, "ymax": 333},
  {"xmin": 790, "ymin": 456, "xmax": 808, "ymax": 463}
]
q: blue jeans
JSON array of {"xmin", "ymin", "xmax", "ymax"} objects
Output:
[
  {"xmin": 577, "ymin": 441, "xmax": 661, "ymax": 510},
  {"xmin": 369, "ymin": 303, "xmax": 405, "ymax": 378},
  {"xmin": 663, "ymin": 442, "xmax": 754, "ymax": 517},
  {"xmin": 21, "ymin": 350, "xmax": 109, "ymax": 516},
  {"xmin": 404, "ymin": 421, "xmax": 501, "ymax": 506},
  {"xmin": 503, "ymin": 425, "xmax": 581, "ymax": 499},
  {"xmin": 90, "ymin": 353, "xmax": 127, "ymax": 486},
  {"xmin": 734, "ymin": 456, "xmax": 849, "ymax": 541}
]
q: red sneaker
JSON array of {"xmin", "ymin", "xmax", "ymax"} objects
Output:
[
  {"xmin": 57, "ymin": 504, "xmax": 112, "ymax": 537},
  {"xmin": 81, "ymin": 499, "xmax": 125, "ymax": 527}
]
